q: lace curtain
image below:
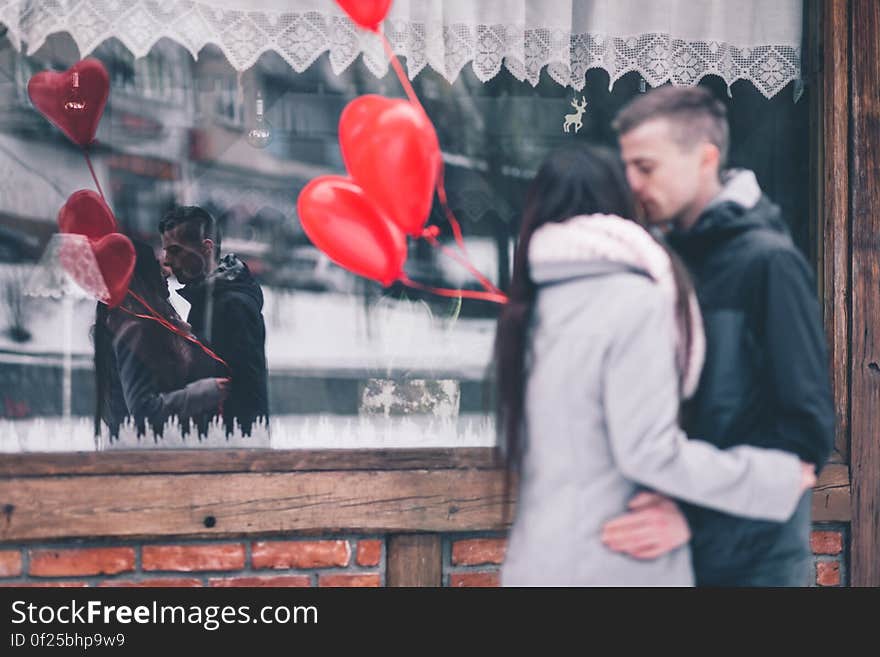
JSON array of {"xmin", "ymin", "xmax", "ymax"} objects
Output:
[{"xmin": 0, "ymin": 0, "xmax": 803, "ymax": 98}]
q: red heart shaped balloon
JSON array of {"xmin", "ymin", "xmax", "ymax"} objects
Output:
[
  {"xmin": 57, "ymin": 232, "xmax": 135, "ymax": 307},
  {"xmin": 92, "ymin": 233, "xmax": 136, "ymax": 308},
  {"xmin": 57, "ymin": 190, "xmax": 117, "ymax": 240},
  {"xmin": 339, "ymin": 95, "xmax": 441, "ymax": 237},
  {"xmin": 28, "ymin": 58, "xmax": 109, "ymax": 147},
  {"xmin": 296, "ymin": 175, "xmax": 406, "ymax": 287},
  {"xmin": 335, "ymin": 0, "xmax": 392, "ymax": 31}
]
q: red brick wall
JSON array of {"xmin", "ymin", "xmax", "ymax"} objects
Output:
[
  {"xmin": 0, "ymin": 538, "xmax": 384, "ymax": 587},
  {"xmin": 811, "ymin": 524, "xmax": 847, "ymax": 587},
  {"xmin": 0, "ymin": 523, "xmax": 848, "ymax": 587},
  {"xmin": 446, "ymin": 537, "xmax": 506, "ymax": 587},
  {"xmin": 444, "ymin": 524, "xmax": 849, "ymax": 587}
]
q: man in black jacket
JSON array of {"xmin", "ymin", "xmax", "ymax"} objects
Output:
[
  {"xmin": 602, "ymin": 86, "xmax": 834, "ymax": 586},
  {"xmin": 159, "ymin": 206, "xmax": 269, "ymax": 435}
]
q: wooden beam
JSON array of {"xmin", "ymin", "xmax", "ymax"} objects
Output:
[
  {"xmin": 0, "ymin": 465, "xmax": 847, "ymax": 543},
  {"xmin": 815, "ymin": 0, "xmax": 851, "ymax": 464},
  {"xmin": 387, "ymin": 534, "xmax": 442, "ymax": 586},
  {"xmin": 850, "ymin": 0, "xmax": 880, "ymax": 587},
  {"xmin": 0, "ymin": 448, "xmax": 501, "ymax": 478},
  {"xmin": 0, "ymin": 470, "xmax": 514, "ymax": 542}
]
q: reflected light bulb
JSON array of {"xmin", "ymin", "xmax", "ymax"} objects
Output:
[
  {"xmin": 63, "ymin": 71, "xmax": 87, "ymax": 113},
  {"xmin": 246, "ymin": 93, "xmax": 273, "ymax": 149}
]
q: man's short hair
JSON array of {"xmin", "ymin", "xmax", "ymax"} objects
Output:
[
  {"xmin": 159, "ymin": 206, "xmax": 221, "ymax": 259},
  {"xmin": 612, "ymin": 85, "xmax": 729, "ymax": 168}
]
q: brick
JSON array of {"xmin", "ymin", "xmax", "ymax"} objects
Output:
[
  {"xmin": 99, "ymin": 578, "xmax": 202, "ymax": 587},
  {"xmin": 29, "ymin": 547, "xmax": 134, "ymax": 577},
  {"xmin": 816, "ymin": 561, "xmax": 841, "ymax": 587},
  {"xmin": 318, "ymin": 573, "xmax": 380, "ymax": 587},
  {"xmin": 209, "ymin": 575, "xmax": 312, "ymax": 587},
  {"xmin": 451, "ymin": 538, "xmax": 507, "ymax": 566},
  {"xmin": 811, "ymin": 531, "xmax": 843, "ymax": 555},
  {"xmin": 0, "ymin": 550, "xmax": 22, "ymax": 577},
  {"xmin": 449, "ymin": 572, "xmax": 500, "ymax": 587},
  {"xmin": 252, "ymin": 540, "xmax": 350, "ymax": 570},
  {"xmin": 142, "ymin": 544, "xmax": 245, "ymax": 572},
  {"xmin": 0, "ymin": 582, "xmax": 89, "ymax": 587},
  {"xmin": 356, "ymin": 540, "xmax": 382, "ymax": 567}
]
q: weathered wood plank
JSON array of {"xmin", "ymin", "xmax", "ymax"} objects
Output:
[
  {"xmin": 0, "ymin": 464, "xmax": 849, "ymax": 543},
  {"xmin": 0, "ymin": 448, "xmax": 502, "ymax": 478},
  {"xmin": 813, "ymin": 464, "xmax": 851, "ymax": 522},
  {"xmin": 387, "ymin": 534, "xmax": 442, "ymax": 587},
  {"xmin": 820, "ymin": 0, "xmax": 851, "ymax": 464},
  {"xmin": 850, "ymin": 0, "xmax": 880, "ymax": 587},
  {"xmin": 0, "ymin": 470, "xmax": 515, "ymax": 542}
]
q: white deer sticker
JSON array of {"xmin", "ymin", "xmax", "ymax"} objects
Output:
[{"xmin": 563, "ymin": 96, "xmax": 588, "ymax": 134}]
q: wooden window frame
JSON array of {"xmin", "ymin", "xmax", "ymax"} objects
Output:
[
  {"xmin": 811, "ymin": 0, "xmax": 878, "ymax": 587},
  {"xmin": 0, "ymin": 0, "xmax": 869, "ymax": 586}
]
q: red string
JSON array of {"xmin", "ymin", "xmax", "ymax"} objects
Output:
[
  {"xmin": 435, "ymin": 166, "xmax": 470, "ymax": 258},
  {"xmin": 82, "ymin": 148, "xmax": 106, "ymax": 202},
  {"xmin": 379, "ymin": 33, "xmax": 422, "ymax": 110},
  {"xmin": 122, "ymin": 291, "xmax": 230, "ymax": 373},
  {"xmin": 400, "ymin": 275, "xmax": 508, "ymax": 305},
  {"xmin": 421, "ymin": 227, "xmax": 504, "ymax": 296}
]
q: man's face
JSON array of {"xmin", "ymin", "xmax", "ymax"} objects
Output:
[
  {"xmin": 619, "ymin": 118, "xmax": 708, "ymax": 227},
  {"xmin": 161, "ymin": 224, "xmax": 211, "ymax": 285}
]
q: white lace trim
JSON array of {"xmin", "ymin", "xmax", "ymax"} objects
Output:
[{"xmin": 1, "ymin": 0, "xmax": 801, "ymax": 99}]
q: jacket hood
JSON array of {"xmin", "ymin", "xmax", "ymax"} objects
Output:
[
  {"xmin": 669, "ymin": 170, "xmax": 790, "ymax": 251},
  {"xmin": 179, "ymin": 254, "xmax": 264, "ymax": 309},
  {"xmin": 529, "ymin": 214, "xmax": 664, "ymax": 287}
]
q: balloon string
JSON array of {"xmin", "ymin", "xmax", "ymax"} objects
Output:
[
  {"xmin": 379, "ymin": 31, "xmax": 506, "ymax": 305},
  {"xmin": 435, "ymin": 166, "xmax": 470, "ymax": 258},
  {"xmin": 421, "ymin": 227, "xmax": 504, "ymax": 296},
  {"xmin": 379, "ymin": 33, "xmax": 422, "ymax": 111},
  {"xmin": 123, "ymin": 291, "xmax": 230, "ymax": 373},
  {"xmin": 82, "ymin": 149, "xmax": 106, "ymax": 202},
  {"xmin": 399, "ymin": 275, "xmax": 508, "ymax": 305}
]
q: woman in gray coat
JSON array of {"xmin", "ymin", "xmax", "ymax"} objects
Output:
[{"xmin": 496, "ymin": 147, "xmax": 815, "ymax": 586}]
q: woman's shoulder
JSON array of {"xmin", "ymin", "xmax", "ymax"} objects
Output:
[
  {"xmin": 109, "ymin": 313, "xmax": 168, "ymax": 355},
  {"xmin": 533, "ymin": 272, "xmax": 670, "ymax": 354}
]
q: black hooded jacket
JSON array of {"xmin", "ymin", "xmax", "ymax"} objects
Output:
[
  {"xmin": 666, "ymin": 171, "xmax": 834, "ymax": 579},
  {"xmin": 178, "ymin": 254, "xmax": 269, "ymax": 434}
]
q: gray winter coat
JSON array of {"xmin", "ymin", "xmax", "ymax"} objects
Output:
[{"xmin": 500, "ymin": 256, "xmax": 804, "ymax": 586}]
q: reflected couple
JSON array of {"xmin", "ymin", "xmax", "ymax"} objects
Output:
[{"xmin": 94, "ymin": 207, "xmax": 269, "ymax": 438}]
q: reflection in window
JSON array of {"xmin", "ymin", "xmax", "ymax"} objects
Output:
[{"xmin": 0, "ymin": 32, "xmax": 809, "ymax": 452}]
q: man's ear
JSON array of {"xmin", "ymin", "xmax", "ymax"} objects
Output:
[
  {"xmin": 702, "ymin": 142, "xmax": 720, "ymax": 169},
  {"xmin": 700, "ymin": 142, "xmax": 721, "ymax": 179},
  {"xmin": 202, "ymin": 238, "xmax": 215, "ymax": 258}
]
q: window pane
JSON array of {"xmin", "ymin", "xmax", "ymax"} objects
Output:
[{"xmin": 0, "ymin": 32, "xmax": 810, "ymax": 452}]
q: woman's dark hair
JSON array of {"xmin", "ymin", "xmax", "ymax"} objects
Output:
[
  {"xmin": 495, "ymin": 145, "xmax": 695, "ymax": 509},
  {"xmin": 93, "ymin": 240, "xmax": 177, "ymax": 435}
]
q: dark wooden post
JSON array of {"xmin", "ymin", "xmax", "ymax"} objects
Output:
[
  {"xmin": 850, "ymin": 0, "xmax": 880, "ymax": 587},
  {"xmin": 811, "ymin": 0, "xmax": 851, "ymax": 465},
  {"xmin": 387, "ymin": 534, "xmax": 443, "ymax": 586}
]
